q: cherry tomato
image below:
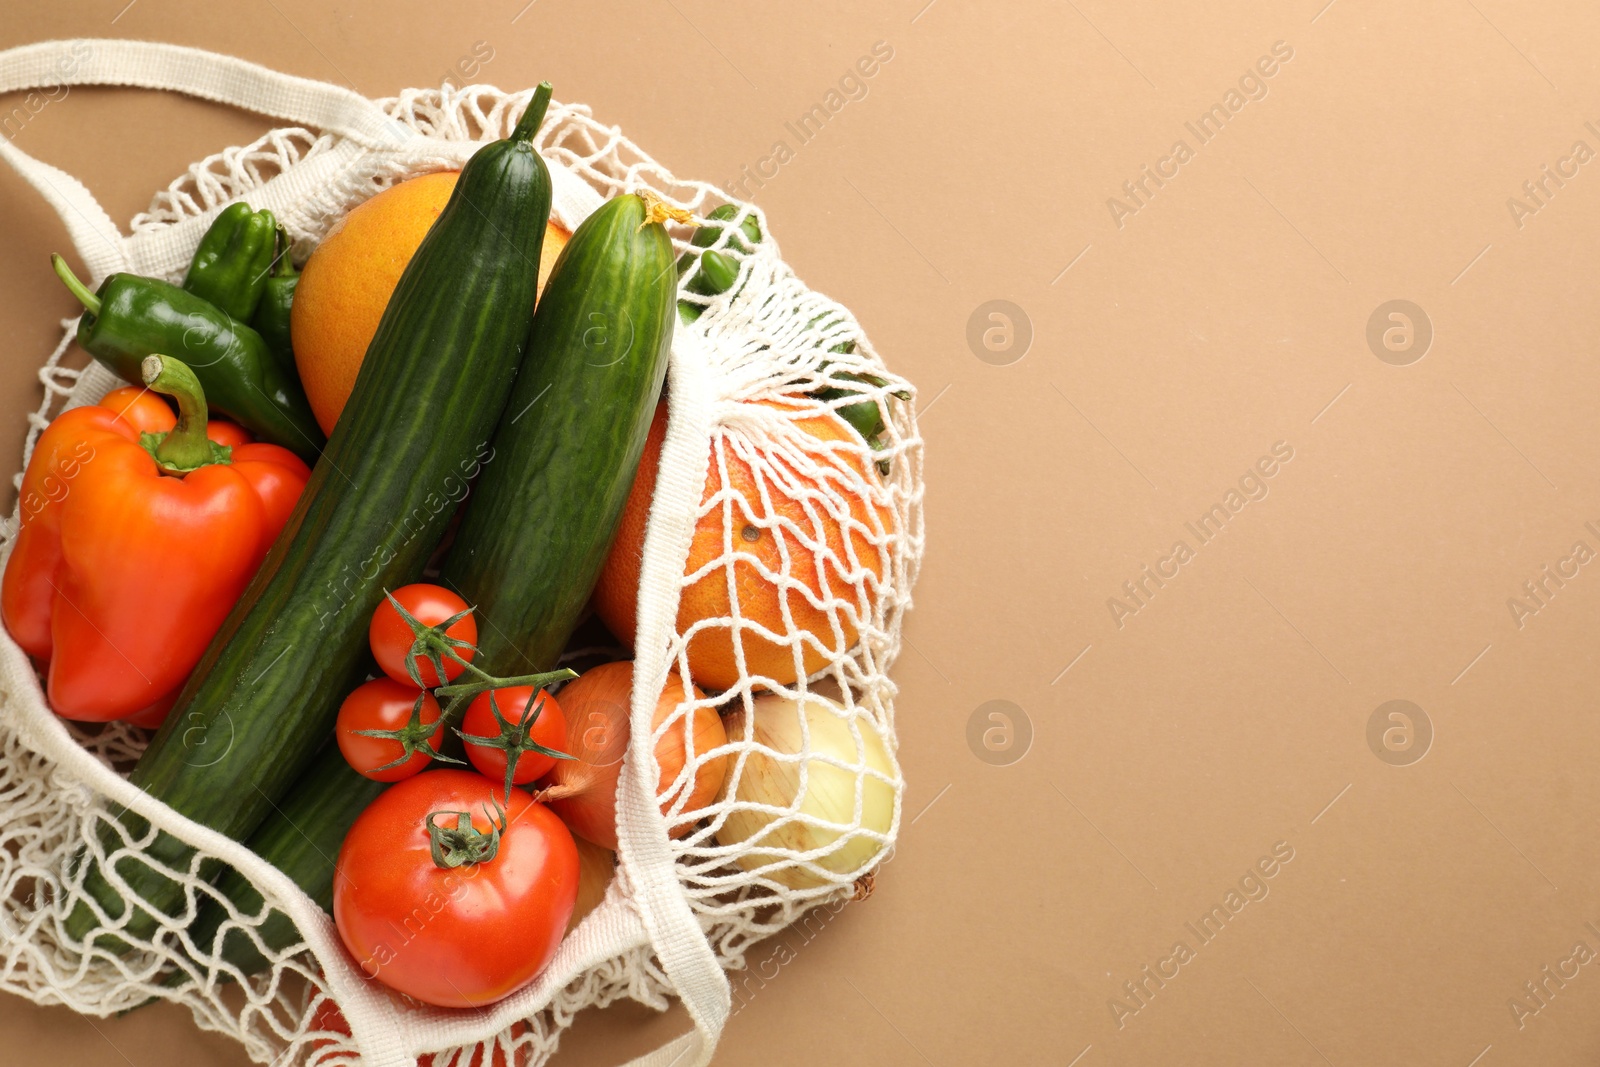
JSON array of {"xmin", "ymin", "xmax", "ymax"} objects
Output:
[
  {"xmin": 333, "ymin": 770, "xmax": 579, "ymax": 1008},
  {"xmin": 335, "ymin": 677, "xmax": 443, "ymax": 782},
  {"xmin": 369, "ymin": 583, "xmax": 477, "ymax": 687},
  {"xmin": 461, "ymin": 687, "xmax": 568, "ymax": 789}
]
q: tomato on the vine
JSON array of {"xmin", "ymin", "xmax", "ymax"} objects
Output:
[
  {"xmin": 335, "ymin": 677, "xmax": 444, "ymax": 782},
  {"xmin": 369, "ymin": 583, "xmax": 477, "ymax": 687},
  {"xmin": 461, "ymin": 686, "xmax": 568, "ymax": 791},
  {"xmin": 333, "ymin": 770, "xmax": 579, "ymax": 1008}
]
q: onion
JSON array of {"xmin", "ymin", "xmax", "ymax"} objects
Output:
[
  {"xmin": 715, "ymin": 692, "xmax": 898, "ymax": 890},
  {"xmin": 543, "ymin": 660, "xmax": 729, "ymax": 850},
  {"xmin": 567, "ymin": 836, "xmax": 615, "ymax": 933}
]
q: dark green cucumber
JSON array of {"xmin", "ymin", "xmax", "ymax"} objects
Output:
[
  {"xmin": 441, "ymin": 193, "xmax": 675, "ymax": 673},
  {"xmin": 66, "ymin": 85, "xmax": 558, "ymax": 947},
  {"xmin": 177, "ymin": 745, "xmax": 386, "ymax": 980}
]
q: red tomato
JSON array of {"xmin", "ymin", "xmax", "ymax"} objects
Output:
[
  {"xmin": 369, "ymin": 583, "xmax": 477, "ymax": 687},
  {"xmin": 307, "ymin": 999, "xmax": 357, "ymax": 1063},
  {"xmin": 333, "ymin": 770, "xmax": 579, "ymax": 1008},
  {"xmin": 335, "ymin": 677, "xmax": 443, "ymax": 782},
  {"xmin": 308, "ymin": 999, "xmax": 525, "ymax": 1065},
  {"xmin": 461, "ymin": 687, "xmax": 568, "ymax": 789}
]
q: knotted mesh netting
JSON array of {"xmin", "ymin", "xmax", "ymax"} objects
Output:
[{"xmin": 0, "ymin": 70, "xmax": 922, "ymax": 1067}]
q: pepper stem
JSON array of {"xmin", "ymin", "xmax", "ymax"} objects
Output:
[
  {"xmin": 141, "ymin": 355, "xmax": 227, "ymax": 472},
  {"xmin": 52, "ymin": 254, "xmax": 101, "ymax": 317},
  {"xmin": 271, "ymin": 225, "xmax": 296, "ymax": 278},
  {"xmin": 510, "ymin": 82, "xmax": 553, "ymax": 143}
]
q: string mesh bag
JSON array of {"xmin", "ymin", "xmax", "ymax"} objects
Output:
[{"xmin": 0, "ymin": 38, "xmax": 923, "ymax": 1067}]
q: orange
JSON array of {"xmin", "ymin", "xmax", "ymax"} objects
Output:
[
  {"xmin": 291, "ymin": 170, "xmax": 569, "ymax": 434},
  {"xmin": 593, "ymin": 400, "xmax": 893, "ymax": 692}
]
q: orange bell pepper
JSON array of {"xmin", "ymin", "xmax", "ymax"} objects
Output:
[{"xmin": 1, "ymin": 356, "xmax": 310, "ymax": 724}]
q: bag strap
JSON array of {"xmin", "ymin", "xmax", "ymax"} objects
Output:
[
  {"xmin": 0, "ymin": 38, "xmax": 401, "ymax": 280},
  {"xmin": 2, "ymin": 35, "xmax": 733, "ymax": 1067},
  {"xmin": 622, "ymin": 1031, "xmax": 700, "ymax": 1067},
  {"xmin": 0, "ymin": 39, "xmax": 402, "ymax": 143},
  {"xmin": 615, "ymin": 330, "xmax": 732, "ymax": 1067},
  {"xmin": 0, "ymin": 38, "xmax": 607, "ymax": 285}
]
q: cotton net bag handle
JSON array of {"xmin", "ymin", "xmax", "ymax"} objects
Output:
[
  {"xmin": 0, "ymin": 37, "xmax": 732, "ymax": 1067},
  {"xmin": 0, "ymin": 39, "xmax": 403, "ymax": 278}
]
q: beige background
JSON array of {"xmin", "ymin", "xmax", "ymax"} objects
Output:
[{"xmin": 4, "ymin": 0, "xmax": 1600, "ymax": 1064}]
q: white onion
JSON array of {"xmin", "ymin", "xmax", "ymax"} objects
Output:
[{"xmin": 716, "ymin": 692, "xmax": 898, "ymax": 889}]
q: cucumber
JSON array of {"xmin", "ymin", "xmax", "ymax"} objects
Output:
[
  {"xmin": 441, "ymin": 193, "xmax": 676, "ymax": 673},
  {"xmin": 176, "ymin": 745, "xmax": 386, "ymax": 980},
  {"xmin": 66, "ymin": 86, "xmax": 558, "ymax": 947}
]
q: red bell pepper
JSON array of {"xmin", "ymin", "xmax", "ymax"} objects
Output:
[{"xmin": 1, "ymin": 355, "xmax": 310, "ymax": 724}]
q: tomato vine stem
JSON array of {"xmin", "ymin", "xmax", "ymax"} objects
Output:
[{"xmin": 384, "ymin": 588, "xmax": 577, "ymax": 776}]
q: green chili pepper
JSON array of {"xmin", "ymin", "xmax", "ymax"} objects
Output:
[
  {"xmin": 815, "ymin": 363, "xmax": 910, "ymax": 446},
  {"xmin": 677, "ymin": 203, "xmax": 764, "ymax": 321},
  {"xmin": 52, "ymin": 255, "xmax": 325, "ymax": 460},
  {"xmin": 806, "ymin": 310, "xmax": 910, "ymax": 449},
  {"xmin": 675, "ymin": 206, "xmax": 907, "ymax": 461},
  {"xmin": 183, "ymin": 202, "xmax": 279, "ymax": 322},
  {"xmin": 817, "ymin": 382, "xmax": 886, "ymax": 441},
  {"xmin": 250, "ymin": 226, "xmax": 299, "ymax": 378}
]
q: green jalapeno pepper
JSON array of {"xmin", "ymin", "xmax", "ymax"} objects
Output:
[
  {"xmin": 677, "ymin": 203, "xmax": 763, "ymax": 320},
  {"xmin": 250, "ymin": 226, "xmax": 299, "ymax": 378},
  {"xmin": 53, "ymin": 254, "xmax": 325, "ymax": 460},
  {"xmin": 182, "ymin": 202, "xmax": 279, "ymax": 322},
  {"xmin": 676, "ymin": 206, "xmax": 906, "ymax": 455},
  {"xmin": 813, "ymin": 359, "xmax": 908, "ymax": 446}
]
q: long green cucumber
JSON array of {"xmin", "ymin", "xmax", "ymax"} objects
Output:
[
  {"xmin": 66, "ymin": 85, "xmax": 557, "ymax": 947},
  {"xmin": 175, "ymin": 745, "xmax": 386, "ymax": 980},
  {"xmin": 441, "ymin": 193, "xmax": 676, "ymax": 673}
]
